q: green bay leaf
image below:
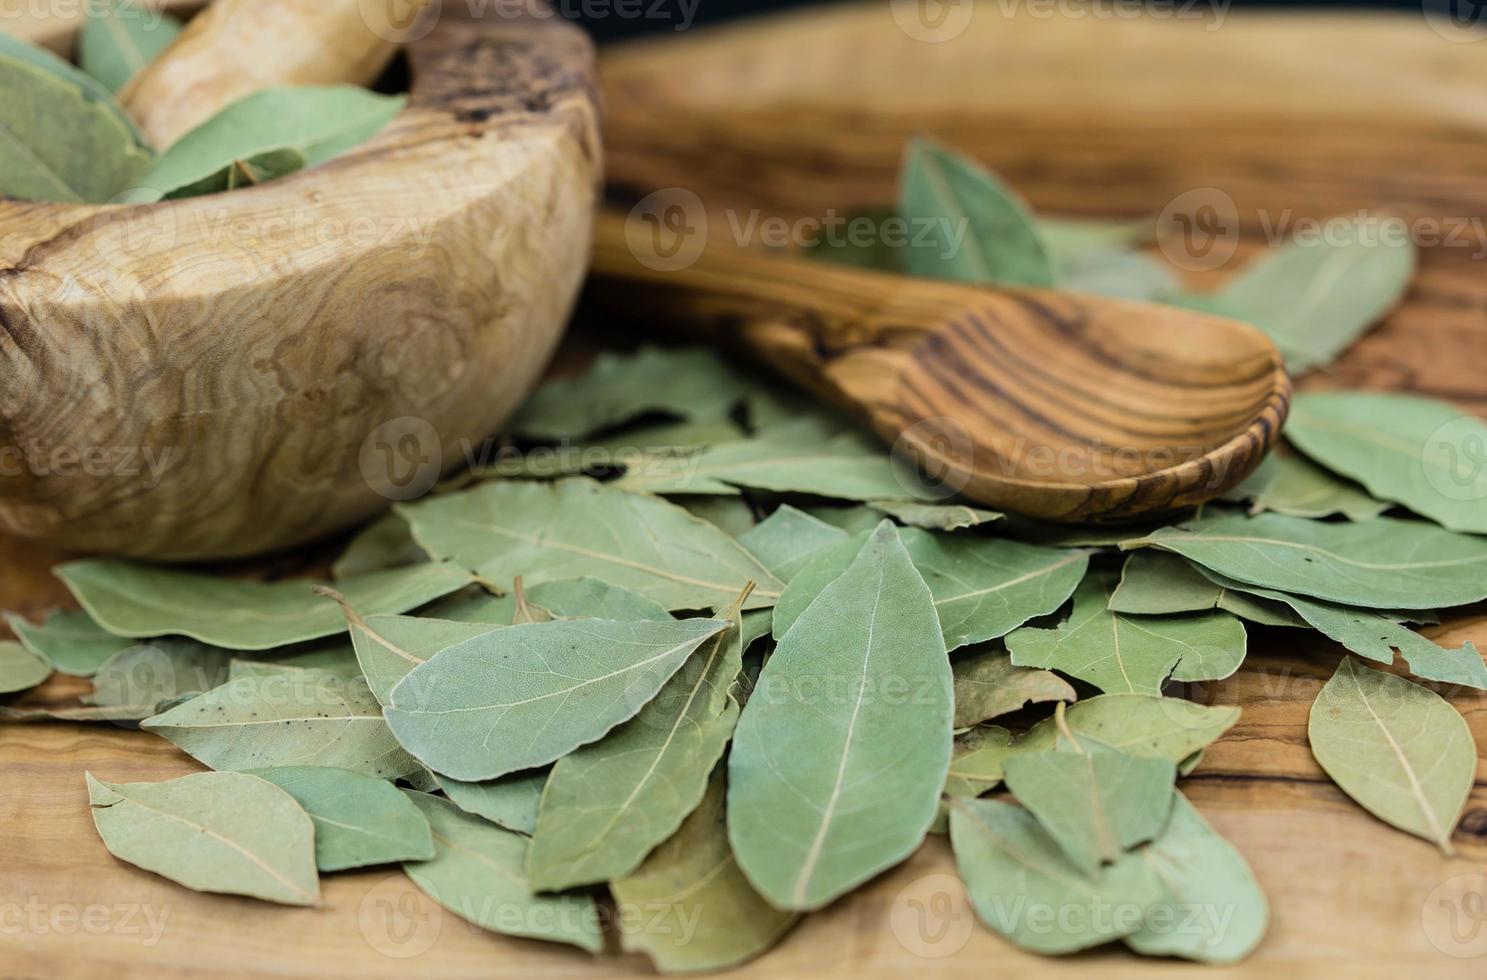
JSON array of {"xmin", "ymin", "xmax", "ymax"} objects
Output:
[
  {"xmin": 124, "ymin": 86, "xmax": 405, "ymax": 202},
  {"xmin": 401, "ymin": 792, "xmax": 602, "ymax": 952},
  {"xmin": 728, "ymin": 522, "xmax": 952, "ymax": 910},
  {"xmin": 87, "ymin": 771, "xmax": 319, "ymax": 906},
  {"xmin": 401, "ymin": 478, "xmax": 782, "ymax": 611},
  {"xmin": 245, "ymin": 766, "xmax": 434, "ymax": 872},
  {"xmin": 332, "ymin": 512, "xmax": 427, "ymax": 580},
  {"xmin": 526, "ymin": 595, "xmax": 747, "ymax": 891},
  {"xmin": 1130, "ymin": 512, "xmax": 1487, "ymax": 610},
  {"xmin": 0, "ymin": 30, "xmax": 149, "ymax": 146},
  {"xmin": 526, "ymin": 578, "xmax": 670, "ymax": 622},
  {"xmin": 952, "ymin": 645, "xmax": 1074, "ymax": 729},
  {"xmin": 1125, "ymin": 793, "xmax": 1268, "ymax": 964},
  {"xmin": 899, "ymin": 137, "xmax": 1058, "ymax": 287},
  {"xmin": 435, "ymin": 770, "xmax": 547, "ymax": 835},
  {"xmin": 3, "ymin": 608, "xmax": 133, "ymax": 677},
  {"xmin": 1002, "ymin": 729, "xmax": 1177, "ymax": 876},
  {"xmin": 56, "ymin": 560, "xmax": 469, "ymax": 651},
  {"xmin": 89, "ymin": 638, "xmax": 233, "ymax": 711},
  {"xmin": 1308, "ymin": 657, "xmax": 1474, "ymax": 853},
  {"xmin": 737, "ymin": 504, "xmax": 850, "ymax": 582},
  {"xmin": 1220, "ymin": 448, "xmax": 1388, "ymax": 522},
  {"xmin": 385, "ymin": 617, "xmax": 727, "ymax": 781},
  {"xmin": 0, "ymin": 640, "xmax": 52, "ymax": 694},
  {"xmin": 774, "ymin": 528, "xmax": 1088, "ymax": 651},
  {"xmin": 142, "ymin": 671, "xmax": 419, "ymax": 779},
  {"xmin": 1287, "ymin": 391, "xmax": 1487, "ymax": 534},
  {"xmin": 613, "ymin": 772, "xmax": 796, "ymax": 973},
  {"xmin": 511, "ymin": 346, "xmax": 750, "ymax": 440},
  {"xmin": 948, "ymin": 797, "xmax": 1161, "ymax": 954},
  {"xmin": 0, "ymin": 53, "xmax": 151, "ymax": 202},
  {"xmin": 1007, "ymin": 570, "xmax": 1247, "ymax": 694},
  {"xmin": 79, "ymin": 2, "xmax": 183, "ymax": 93},
  {"xmin": 869, "ymin": 499, "xmax": 1003, "ymax": 531}
]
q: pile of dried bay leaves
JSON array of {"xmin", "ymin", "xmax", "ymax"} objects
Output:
[
  {"xmin": 3, "ymin": 144, "xmax": 1485, "ymax": 972},
  {"xmin": 0, "ymin": 4, "xmax": 401, "ymax": 204}
]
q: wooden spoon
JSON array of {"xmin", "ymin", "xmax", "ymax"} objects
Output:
[{"xmin": 587, "ymin": 208, "xmax": 1289, "ymax": 523}]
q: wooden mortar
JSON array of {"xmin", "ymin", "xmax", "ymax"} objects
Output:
[{"xmin": 0, "ymin": 1, "xmax": 601, "ymax": 560}]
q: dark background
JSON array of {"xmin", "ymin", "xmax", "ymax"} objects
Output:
[{"xmin": 571, "ymin": 0, "xmax": 1446, "ymax": 41}]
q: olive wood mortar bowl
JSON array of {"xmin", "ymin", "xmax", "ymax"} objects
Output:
[{"xmin": 0, "ymin": 6, "xmax": 601, "ymax": 559}]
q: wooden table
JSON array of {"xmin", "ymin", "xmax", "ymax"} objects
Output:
[{"xmin": 6, "ymin": 2, "xmax": 1487, "ymax": 976}]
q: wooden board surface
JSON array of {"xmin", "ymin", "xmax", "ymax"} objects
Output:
[{"xmin": 6, "ymin": 1, "xmax": 1487, "ymax": 977}]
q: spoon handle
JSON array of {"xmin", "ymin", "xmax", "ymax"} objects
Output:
[{"xmin": 588, "ymin": 207, "xmax": 954, "ymax": 403}]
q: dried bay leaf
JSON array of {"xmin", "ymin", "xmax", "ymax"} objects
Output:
[
  {"xmin": 401, "ymin": 478, "xmax": 782, "ymax": 611},
  {"xmin": 339, "ymin": 610, "xmax": 493, "ymax": 705},
  {"xmin": 332, "ymin": 512, "xmax": 427, "ymax": 580},
  {"xmin": 899, "ymin": 138, "xmax": 1058, "ymax": 287},
  {"xmin": 868, "ymin": 499, "xmax": 1003, "ymax": 531},
  {"xmin": 57, "ymin": 560, "xmax": 469, "ymax": 651},
  {"xmin": 420, "ymin": 587, "xmax": 516, "ymax": 624},
  {"xmin": 1192, "ymin": 569, "xmax": 1487, "ymax": 690},
  {"xmin": 944, "ymin": 724, "xmax": 1018, "ymax": 798},
  {"xmin": 1063, "ymin": 250, "xmax": 1182, "ymax": 302},
  {"xmin": 511, "ymin": 346, "xmax": 750, "ymax": 440},
  {"xmin": 1308, "ymin": 658, "xmax": 1474, "ymax": 852},
  {"xmin": 1173, "ymin": 225, "xmax": 1415, "ymax": 372},
  {"xmin": 1109, "ymin": 552, "xmax": 1304, "ymax": 626},
  {"xmin": 1220, "ymin": 448, "xmax": 1388, "ymax": 522},
  {"xmin": 1007, "ymin": 571, "xmax": 1247, "ymax": 694},
  {"xmin": 86, "ymin": 771, "xmax": 319, "ymax": 906},
  {"xmin": 89, "ymin": 638, "xmax": 233, "ymax": 711},
  {"xmin": 613, "ymin": 772, "xmax": 796, "ymax": 973},
  {"xmin": 1002, "ymin": 721, "xmax": 1177, "ymax": 876},
  {"xmin": 952, "ymin": 646, "xmax": 1074, "ymax": 729},
  {"xmin": 773, "ymin": 528, "xmax": 1089, "ymax": 651},
  {"xmin": 0, "ymin": 53, "xmax": 151, "ymax": 203},
  {"xmin": 948, "ymin": 797, "xmax": 1161, "ymax": 954},
  {"xmin": 729, "ymin": 522, "xmax": 952, "ymax": 910},
  {"xmin": 526, "ymin": 578, "xmax": 670, "ymax": 622},
  {"xmin": 1287, "ymin": 391, "xmax": 1487, "ymax": 534},
  {"xmin": 1039, "ymin": 215, "xmax": 1153, "ymax": 269},
  {"xmin": 142, "ymin": 671, "xmax": 419, "ymax": 779},
  {"xmin": 1129, "ymin": 512, "xmax": 1487, "ymax": 610},
  {"xmin": 736, "ymin": 504, "xmax": 850, "ymax": 582},
  {"xmin": 245, "ymin": 766, "xmax": 434, "ymax": 871},
  {"xmin": 401, "ymin": 792, "xmax": 602, "ymax": 952},
  {"xmin": 385, "ymin": 617, "xmax": 728, "ymax": 781},
  {"xmin": 0, "ymin": 640, "xmax": 52, "ymax": 694},
  {"xmin": 80, "ymin": 2, "xmax": 184, "ymax": 93},
  {"xmin": 435, "ymin": 770, "xmax": 547, "ymax": 835},
  {"xmin": 123, "ymin": 85, "xmax": 405, "ymax": 202},
  {"xmin": 3, "ymin": 608, "xmax": 133, "ymax": 677},
  {"xmin": 0, "ymin": 30, "xmax": 149, "ymax": 145},
  {"xmin": 1125, "ymin": 793, "xmax": 1268, "ymax": 964},
  {"xmin": 526, "ymin": 592, "xmax": 749, "ymax": 890}
]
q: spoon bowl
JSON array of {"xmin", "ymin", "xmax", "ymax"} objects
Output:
[{"xmin": 589, "ymin": 209, "xmax": 1289, "ymax": 522}]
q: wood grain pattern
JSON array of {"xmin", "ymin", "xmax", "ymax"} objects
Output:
[
  {"xmin": 590, "ymin": 209, "xmax": 1289, "ymax": 522},
  {"xmin": 601, "ymin": 3, "xmax": 1487, "ymax": 415},
  {"xmin": 119, "ymin": 0, "xmax": 431, "ymax": 149},
  {"xmin": 0, "ymin": 0, "xmax": 601, "ymax": 560}
]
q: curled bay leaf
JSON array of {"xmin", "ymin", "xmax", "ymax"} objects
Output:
[
  {"xmin": 1308, "ymin": 657, "xmax": 1474, "ymax": 853},
  {"xmin": 736, "ymin": 504, "xmax": 850, "ymax": 582},
  {"xmin": 1128, "ymin": 512, "xmax": 1487, "ymax": 610},
  {"xmin": 952, "ymin": 645, "xmax": 1074, "ymax": 729},
  {"xmin": 87, "ymin": 771, "xmax": 319, "ymax": 906}
]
